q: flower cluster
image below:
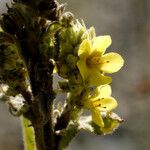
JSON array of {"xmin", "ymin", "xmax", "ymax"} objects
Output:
[
  {"xmin": 77, "ymin": 35, "xmax": 124, "ymax": 127},
  {"xmin": 55, "ymin": 19, "xmax": 124, "ymax": 130}
]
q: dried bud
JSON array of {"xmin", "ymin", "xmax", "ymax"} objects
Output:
[{"xmin": 61, "ymin": 12, "xmax": 74, "ymax": 26}]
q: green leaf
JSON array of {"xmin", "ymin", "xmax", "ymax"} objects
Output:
[{"xmin": 22, "ymin": 117, "xmax": 36, "ymax": 150}]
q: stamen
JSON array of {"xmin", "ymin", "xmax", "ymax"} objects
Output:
[
  {"xmin": 93, "ymin": 98, "xmax": 100, "ymax": 102},
  {"xmin": 94, "ymin": 103, "xmax": 101, "ymax": 107}
]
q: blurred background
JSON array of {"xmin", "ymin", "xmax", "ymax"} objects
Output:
[{"xmin": 0, "ymin": 0, "xmax": 150, "ymax": 149}]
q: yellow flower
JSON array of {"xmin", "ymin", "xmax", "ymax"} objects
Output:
[
  {"xmin": 83, "ymin": 85, "xmax": 118, "ymax": 127},
  {"xmin": 77, "ymin": 36, "xmax": 124, "ymax": 86}
]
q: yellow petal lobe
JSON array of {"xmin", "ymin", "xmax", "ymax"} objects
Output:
[
  {"xmin": 93, "ymin": 36, "xmax": 112, "ymax": 54},
  {"xmin": 78, "ymin": 39, "xmax": 91, "ymax": 57},
  {"xmin": 92, "ymin": 109, "xmax": 104, "ymax": 127},
  {"xmin": 77, "ymin": 59, "xmax": 89, "ymax": 81},
  {"xmin": 100, "ymin": 52, "xmax": 124, "ymax": 73},
  {"xmin": 88, "ymin": 69, "xmax": 112, "ymax": 86},
  {"xmin": 97, "ymin": 85, "xmax": 112, "ymax": 98},
  {"xmin": 93, "ymin": 97, "xmax": 118, "ymax": 111}
]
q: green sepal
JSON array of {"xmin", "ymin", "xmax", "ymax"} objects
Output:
[
  {"xmin": 92, "ymin": 112, "xmax": 124, "ymax": 135},
  {"xmin": 68, "ymin": 83, "xmax": 83, "ymax": 96},
  {"xmin": 88, "ymin": 26, "xmax": 96, "ymax": 39},
  {"xmin": 47, "ymin": 22, "xmax": 62, "ymax": 36},
  {"xmin": 61, "ymin": 12, "xmax": 74, "ymax": 26},
  {"xmin": 57, "ymin": 63, "xmax": 69, "ymax": 78},
  {"xmin": 66, "ymin": 54, "xmax": 78, "ymax": 69}
]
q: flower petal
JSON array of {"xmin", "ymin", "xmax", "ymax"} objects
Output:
[
  {"xmin": 94, "ymin": 97, "xmax": 118, "ymax": 111},
  {"xmin": 78, "ymin": 39, "xmax": 91, "ymax": 57},
  {"xmin": 92, "ymin": 85, "xmax": 112, "ymax": 99},
  {"xmin": 93, "ymin": 35, "xmax": 112, "ymax": 55},
  {"xmin": 77, "ymin": 59, "xmax": 89, "ymax": 81},
  {"xmin": 97, "ymin": 85, "xmax": 112, "ymax": 98},
  {"xmin": 88, "ymin": 69, "xmax": 112, "ymax": 86},
  {"xmin": 100, "ymin": 52, "xmax": 124, "ymax": 73},
  {"xmin": 83, "ymin": 99, "xmax": 94, "ymax": 110},
  {"xmin": 92, "ymin": 109, "xmax": 104, "ymax": 127}
]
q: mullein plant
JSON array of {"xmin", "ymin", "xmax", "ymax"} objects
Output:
[{"xmin": 0, "ymin": 0, "xmax": 124, "ymax": 150}]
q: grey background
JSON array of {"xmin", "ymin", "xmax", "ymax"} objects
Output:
[{"xmin": 1, "ymin": 0, "xmax": 150, "ymax": 149}]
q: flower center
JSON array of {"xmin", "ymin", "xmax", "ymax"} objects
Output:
[{"xmin": 86, "ymin": 55, "xmax": 101, "ymax": 66}]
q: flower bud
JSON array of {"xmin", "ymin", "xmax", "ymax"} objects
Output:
[
  {"xmin": 66, "ymin": 54, "xmax": 78, "ymax": 69},
  {"xmin": 61, "ymin": 12, "xmax": 74, "ymax": 26},
  {"xmin": 69, "ymin": 71, "xmax": 82, "ymax": 84},
  {"xmin": 57, "ymin": 63, "xmax": 68, "ymax": 78},
  {"xmin": 58, "ymin": 81, "xmax": 70, "ymax": 92},
  {"xmin": 68, "ymin": 84, "xmax": 83, "ymax": 96}
]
